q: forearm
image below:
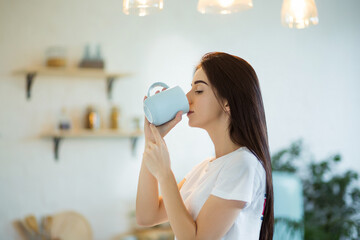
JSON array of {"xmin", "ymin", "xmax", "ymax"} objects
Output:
[
  {"xmin": 159, "ymin": 171, "xmax": 197, "ymax": 240},
  {"xmin": 136, "ymin": 157, "xmax": 160, "ymax": 225}
]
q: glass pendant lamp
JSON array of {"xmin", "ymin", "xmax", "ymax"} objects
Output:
[
  {"xmin": 281, "ymin": 0, "xmax": 319, "ymax": 29},
  {"xmin": 197, "ymin": 0, "xmax": 253, "ymax": 14},
  {"xmin": 123, "ymin": 0, "xmax": 164, "ymax": 16}
]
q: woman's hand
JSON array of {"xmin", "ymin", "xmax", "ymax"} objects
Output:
[
  {"xmin": 143, "ymin": 88, "xmax": 183, "ymax": 145},
  {"xmin": 143, "ymin": 124, "xmax": 172, "ymax": 181}
]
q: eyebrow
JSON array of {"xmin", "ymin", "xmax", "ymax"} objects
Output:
[{"xmin": 191, "ymin": 80, "xmax": 209, "ymax": 87}]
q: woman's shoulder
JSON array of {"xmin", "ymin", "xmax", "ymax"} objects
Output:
[
  {"xmin": 226, "ymin": 147, "xmax": 259, "ymax": 166},
  {"xmin": 223, "ymin": 147, "xmax": 265, "ymax": 175}
]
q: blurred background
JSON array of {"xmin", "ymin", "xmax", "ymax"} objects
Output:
[{"xmin": 0, "ymin": 0, "xmax": 359, "ymax": 239}]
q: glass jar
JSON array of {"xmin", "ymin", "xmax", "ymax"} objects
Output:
[
  {"xmin": 45, "ymin": 46, "xmax": 67, "ymax": 67},
  {"xmin": 85, "ymin": 106, "xmax": 100, "ymax": 130}
]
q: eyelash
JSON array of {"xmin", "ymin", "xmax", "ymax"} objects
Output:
[{"xmin": 195, "ymin": 91, "xmax": 203, "ymax": 94}]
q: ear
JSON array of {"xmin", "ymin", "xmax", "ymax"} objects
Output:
[{"xmin": 224, "ymin": 101, "xmax": 230, "ymax": 114}]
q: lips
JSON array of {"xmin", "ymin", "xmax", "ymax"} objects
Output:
[{"xmin": 187, "ymin": 111, "xmax": 194, "ymax": 116}]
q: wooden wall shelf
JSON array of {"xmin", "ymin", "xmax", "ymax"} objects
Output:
[
  {"xmin": 42, "ymin": 129, "xmax": 143, "ymax": 161},
  {"xmin": 14, "ymin": 67, "xmax": 132, "ymax": 100}
]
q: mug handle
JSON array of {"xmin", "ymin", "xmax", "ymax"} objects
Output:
[{"xmin": 147, "ymin": 82, "xmax": 170, "ymax": 97}]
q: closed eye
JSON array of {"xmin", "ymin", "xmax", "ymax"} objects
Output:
[{"xmin": 195, "ymin": 91, "xmax": 203, "ymax": 94}]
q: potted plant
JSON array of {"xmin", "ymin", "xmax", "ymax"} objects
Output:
[{"xmin": 272, "ymin": 140, "xmax": 360, "ymax": 240}]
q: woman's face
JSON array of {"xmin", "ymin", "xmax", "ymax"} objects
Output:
[{"xmin": 186, "ymin": 67, "xmax": 227, "ymax": 129}]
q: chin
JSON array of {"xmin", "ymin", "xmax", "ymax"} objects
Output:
[
  {"xmin": 188, "ymin": 120, "xmax": 194, "ymax": 127},
  {"xmin": 188, "ymin": 119, "xmax": 203, "ymax": 129},
  {"xmin": 188, "ymin": 119, "xmax": 196, "ymax": 128}
]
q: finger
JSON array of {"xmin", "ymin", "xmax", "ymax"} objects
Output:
[
  {"xmin": 144, "ymin": 116, "xmax": 150, "ymax": 124},
  {"xmin": 161, "ymin": 111, "xmax": 182, "ymax": 131},
  {"xmin": 177, "ymin": 111, "xmax": 183, "ymax": 119},
  {"xmin": 169, "ymin": 111, "xmax": 183, "ymax": 127},
  {"xmin": 150, "ymin": 124, "xmax": 162, "ymax": 144},
  {"xmin": 155, "ymin": 90, "xmax": 160, "ymax": 94},
  {"xmin": 147, "ymin": 141, "xmax": 156, "ymax": 149},
  {"xmin": 143, "ymin": 151, "xmax": 153, "ymax": 161},
  {"xmin": 162, "ymin": 87, "xmax": 167, "ymax": 91},
  {"xmin": 143, "ymin": 96, "xmax": 150, "ymax": 125}
]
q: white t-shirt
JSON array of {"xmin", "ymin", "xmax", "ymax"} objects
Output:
[{"xmin": 178, "ymin": 146, "xmax": 266, "ymax": 240}]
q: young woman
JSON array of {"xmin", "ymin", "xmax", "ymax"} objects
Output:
[{"xmin": 136, "ymin": 52, "xmax": 274, "ymax": 240}]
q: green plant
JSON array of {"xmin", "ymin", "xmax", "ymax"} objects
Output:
[{"xmin": 272, "ymin": 140, "xmax": 360, "ymax": 240}]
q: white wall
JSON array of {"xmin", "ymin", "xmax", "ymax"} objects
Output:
[{"xmin": 1, "ymin": 0, "xmax": 359, "ymax": 239}]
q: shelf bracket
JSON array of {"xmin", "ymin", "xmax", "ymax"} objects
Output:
[
  {"xmin": 106, "ymin": 76, "xmax": 117, "ymax": 99},
  {"xmin": 130, "ymin": 137, "xmax": 139, "ymax": 157},
  {"xmin": 53, "ymin": 136, "xmax": 62, "ymax": 161},
  {"xmin": 26, "ymin": 72, "xmax": 37, "ymax": 100},
  {"xmin": 51, "ymin": 135, "xmax": 140, "ymax": 161}
]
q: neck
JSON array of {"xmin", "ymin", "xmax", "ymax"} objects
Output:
[{"xmin": 204, "ymin": 115, "xmax": 242, "ymax": 160}]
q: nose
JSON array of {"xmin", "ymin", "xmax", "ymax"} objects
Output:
[{"xmin": 186, "ymin": 91, "xmax": 192, "ymax": 104}]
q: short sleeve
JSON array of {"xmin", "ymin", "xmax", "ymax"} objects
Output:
[{"xmin": 211, "ymin": 156, "xmax": 257, "ymax": 204}]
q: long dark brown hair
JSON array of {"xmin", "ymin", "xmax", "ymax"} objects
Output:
[{"xmin": 196, "ymin": 52, "xmax": 274, "ymax": 240}]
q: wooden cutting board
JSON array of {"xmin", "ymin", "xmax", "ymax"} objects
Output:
[{"xmin": 51, "ymin": 211, "xmax": 92, "ymax": 240}]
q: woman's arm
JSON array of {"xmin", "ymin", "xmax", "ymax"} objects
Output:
[
  {"xmin": 136, "ymin": 158, "xmax": 186, "ymax": 227},
  {"xmin": 159, "ymin": 171, "xmax": 245, "ymax": 240},
  {"xmin": 145, "ymin": 124, "xmax": 245, "ymax": 239},
  {"xmin": 136, "ymin": 91, "xmax": 183, "ymax": 226},
  {"xmin": 136, "ymin": 157, "xmax": 164, "ymax": 226}
]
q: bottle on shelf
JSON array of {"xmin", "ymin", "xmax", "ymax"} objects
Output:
[
  {"xmin": 58, "ymin": 107, "xmax": 72, "ymax": 130},
  {"xmin": 110, "ymin": 106, "xmax": 121, "ymax": 130},
  {"xmin": 79, "ymin": 43, "xmax": 105, "ymax": 69}
]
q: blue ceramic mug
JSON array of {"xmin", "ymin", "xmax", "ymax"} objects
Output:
[{"xmin": 143, "ymin": 82, "xmax": 189, "ymax": 126}]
